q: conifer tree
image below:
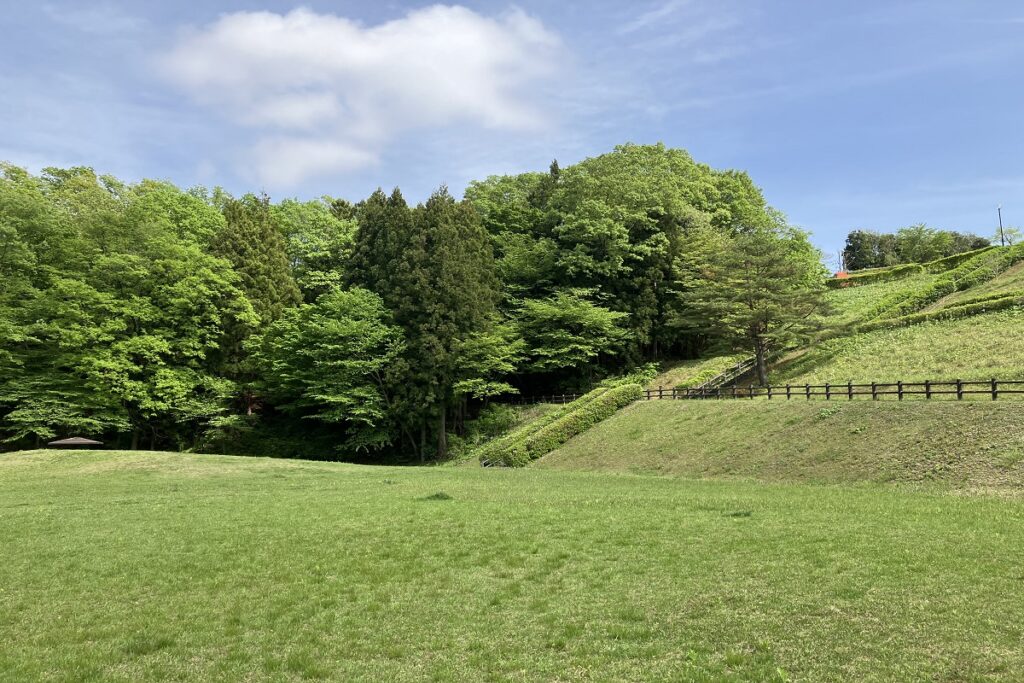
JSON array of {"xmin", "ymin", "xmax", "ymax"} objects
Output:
[{"xmin": 212, "ymin": 194, "xmax": 301, "ymax": 326}]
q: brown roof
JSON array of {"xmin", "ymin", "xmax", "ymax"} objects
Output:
[{"xmin": 47, "ymin": 437, "xmax": 104, "ymax": 446}]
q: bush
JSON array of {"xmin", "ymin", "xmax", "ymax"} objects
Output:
[
  {"xmin": 482, "ymin": 383, "xmax": 642, "ymax": 467},
  {"xmin": 855, "ymin": 293, "xmax": 1024, "ymax": 334},
  {"xmin": 474, "ymin": 387, "xmax": 609, "ymax": 465},
  {"xmin": 826, "ymin": 263, "xmax": 923, "ymax": 289}
]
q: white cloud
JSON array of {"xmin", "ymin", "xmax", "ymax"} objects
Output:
[
  {"xmin": 159, "ymin": 5, "xmax": 562, "ymax": 187},
  {"xmin": 618, "ymin": 0, "xmax": 691, "ymax": 34}
]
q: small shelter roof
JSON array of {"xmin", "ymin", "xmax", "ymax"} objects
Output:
[{"xmin": 47, "ymin": 437, "xmax": 104, "ymax": 447}]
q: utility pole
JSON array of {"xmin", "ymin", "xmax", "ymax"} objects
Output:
[{"xmin": 998, "ymin": 205, "xmax": 1005, "ymax": 247}]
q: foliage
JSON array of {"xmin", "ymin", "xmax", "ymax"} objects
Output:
[
  {"xmin": 480, "ymin": 383, "xmax": 641, "ymax": 467},
  {"xmin": 251, "ymin": 288, "xmax": 404, "ymax": 452},
  {"xmin": 271, "ymin": 197, "xmax": 355, "ymax": 300},
  {"xmin": 680, "ymin": 225, "xmax": 829, "ymax": 384},
  {"xmin": 842, "ymin": 225, "xmax": 989, "ymax": 270}
]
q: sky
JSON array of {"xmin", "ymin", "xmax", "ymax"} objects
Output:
[{"xmin": 2, "ymin": 1, "xmax": 1022, "ymax": 258}]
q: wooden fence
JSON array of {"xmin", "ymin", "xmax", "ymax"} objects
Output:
[{"xmin": 642, "ymin": 379, "xmax": 1024, "ymax": 401}]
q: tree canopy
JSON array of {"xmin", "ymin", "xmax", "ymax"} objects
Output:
[{"xmin": 0, "ymin": 144, "xmax": 829, "ymax": 458}]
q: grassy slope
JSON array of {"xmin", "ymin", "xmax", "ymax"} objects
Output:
[
  {"xmin": 540, "ymin": 400, "xmax": 1024, "ymax": 488},
  {"xmin": 928, "ymin": 260, "xmax": 1024, "ymax": 310},
  {"xmin": 824, "ymin": 272, "xmax": 935, "ymax": 327},
  {"xmin": 772, "ymin": 309, "xmax": 1024, "ymax": 384},
  {"xmin": 648, "ymin": 354, "xmax": 748, "ymax": 389},
  {"xmin": 4, "ymin": 450, "xmax": 1024, "ymax": 681}
]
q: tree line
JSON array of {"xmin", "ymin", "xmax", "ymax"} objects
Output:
[
  {"xmin": 0, "ymin": 144, "xmax": 827, "ymax": 459},
  {"xmin": 841, "ymin": 226, "xmax": 990, "ymax": 271}
]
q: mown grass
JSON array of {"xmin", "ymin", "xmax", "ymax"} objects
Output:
[
  {"xmin": 772, "ymin": 308, "xmax": 1024, "ymax": 384},
  {"xmin": 541, "ymin": 400, "xmax": 1024, "ymax": 488},
  {"xmin": 3, "ymin": 450, "xmax": 1024, "ymax": 681}
]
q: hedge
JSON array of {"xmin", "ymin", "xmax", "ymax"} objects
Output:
[
  {"xmin": 826, "ymin": 246, "xmax": 999, "ymax": 289},
  {"xmin": 853, "ymin": 293, "xmax": 1024, "ymax": 334},
  {"xmin": 481, "ymin": 383, "xmax": 643, "ymax": 467},
  {"xmin": 826, "ymin": 263, "xmax": 924, "ymax": 289},
  {"xmin": 474, "ymin": 387, "xmax": 610, "ymax": 465}
]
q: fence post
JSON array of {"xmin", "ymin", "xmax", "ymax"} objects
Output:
[
  {"xmin": 925, "ymin": 380, "xmax": 931, "ymax": 400},
  {"xmin": 871, "ymin": 382, "xmax": 877, "ymax": 400},
  {"xmin": 825, "ymin": 382, "xmax": 831, "ymax": 401},
  {"xmin": 658, "ymin": 385, "xmax": 663, "ymax": 400},
  {"xmin": 992, "ymin": 378, "xmax": 998, "ymax": 401},
  {"xmin": 897, "ymin": 381, "xmax": 903, "ymax": 401},
  {"xmin": 749, "ymin": 384, "xmax": 755, "ymax": 400},
  {"xmin": 805, "ymin": 384, "xmax": 810, "ymax": 400},
  {"xmin": 767, "ymin": 384, "xmax": 773, "ymax": 400},
  {"xmin": 847, "ymin": 380, "xmax": 853, "ymax": 400},
  {"xmin": 786, "ymin": 384, "xmax": 791, "ymax": 400},
  {"xmin": 956, "ymin": 379, "xmax": 963, "ymax": 400},
  {"xmin": 732, "ymin": 384, "xmax": 737, "ymax": 399}
]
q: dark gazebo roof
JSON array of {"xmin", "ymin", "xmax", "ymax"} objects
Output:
[{"xmin": 47, "ymin": 437, "xmax": 104, "ymax": 447}]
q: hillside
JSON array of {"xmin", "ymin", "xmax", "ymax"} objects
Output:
[
  {"xmin": 538, "ymin": 400, "xmax": 1024, "ymax": 489},
  {"xmin": 4, "ymin": 449, "xmax": 1024, "ymax": 681}
]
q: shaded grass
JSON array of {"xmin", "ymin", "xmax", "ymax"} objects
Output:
[
  {"xmin": 771, "ymin": 309, "xmax": 1024, "ymax": 384},
  {"xmin": 3, "ymin": 449, "xmax": 1024, "ymax": 680},
  {"xmin": 540, "ymin": 400, "xmax": 1024, "ymax": 489}
]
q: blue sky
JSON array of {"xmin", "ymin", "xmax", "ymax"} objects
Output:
[{"xmin": 2, "ymin": 1, "xmax": 1022, "ymax": 258}]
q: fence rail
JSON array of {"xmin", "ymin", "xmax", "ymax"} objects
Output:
[{"xmin": 642, "ymin": 379, "xmax": 1024, "ymax": 401}]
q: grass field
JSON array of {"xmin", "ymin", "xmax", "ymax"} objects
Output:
[
  {"xmin": 540, "ymin": 401, "xmax": 1024, "ymax": 488},
  {"xmin": 771, "ymin": 308, "xmax": 1024, "ymax": 384},
  {"xmin": 3, "ymin": 450, "xmax": 1024, "ymax": 681}
]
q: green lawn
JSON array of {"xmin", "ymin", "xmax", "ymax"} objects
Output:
[
  {"xmin": 3, "ymin": 450, "xmax": 1024, "ymax": 681},
  {"xmin": 771, "ymin": 308, "xmax": 1024, "ymax": 384}
]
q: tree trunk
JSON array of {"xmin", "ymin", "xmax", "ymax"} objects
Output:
[
  {"xmin": 131, "ymin": 429, "xmax": 140, "ymax": 451},
  {"xmin": 754, "ymin": 338, "xmax": 769, "ymax": 386},
  {"xmin": 419, "ymin": 423, "xmax": 426, "ymax": 464},
  {"xmin": 437, "ymin": 399, "xmax": 448, "ymax": 460}
]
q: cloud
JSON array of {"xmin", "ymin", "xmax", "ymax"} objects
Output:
[
  {"xmin": 159, "ymin": 5, "xmax": 562, "ymax": 187},
  {"xmin": 618, "ymin": 0, "xmax": 691, "ymax": 34}
]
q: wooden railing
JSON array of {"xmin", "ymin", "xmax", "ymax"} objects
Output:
[{"xmin": 642, "ymin": 379, "xmax": 1024, "ymax": 401}]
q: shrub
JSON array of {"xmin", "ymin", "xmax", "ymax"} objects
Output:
[
  {"xmin": 825, "ymin": 263, "xmax": 923, "ymax": 289},
  {"xmin": 474, "ymin": 387, "xmax": 610, "ymax": 465},
  {"xmin": 483, "ymin": 383, "xmax": 642, "ymax": 467}
]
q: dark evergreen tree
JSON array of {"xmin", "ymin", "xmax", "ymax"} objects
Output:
[{"xmin": 211, "ymin": 194, "xmax": 301, "ymax": 326}]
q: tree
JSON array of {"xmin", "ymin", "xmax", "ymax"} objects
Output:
[
  {"xmin": 272, "ymin": 198, "xmax": 355, "ymax": 300},
  {"xmin": 995, "ymin": 226, "xmax": 1022, "ymax": 246},
  {"xmin": 682, "ymin": 224, "xmax": 828, "ymax": 385},
  {"xmin": 211, "ymin": 194, "xmax": 301, "ymax": 326},
  {"xmin": 515, "ymin": 291, "xmax": 627, "ymax": 383},
  {"xmin": 348, "ymin": 187, "xmax": 501, "ymax": 460},
  {"xmin": 252, "ymin": 288, "xmax": 404, "ymax": 452}
]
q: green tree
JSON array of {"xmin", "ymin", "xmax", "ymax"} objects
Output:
[
  {"xmin": 272, "ymin": 198, "xmax": 355, "ymax": 300},
  {"xmin": 211, "ymin": 194, "xmax": 301, "ymax": 326},
  {"xmin": 348, "ymin": 187, "xmax": 500, "ymax": 459},
  {"xmin": 252, "ymin": 288, "xmax": 404, "ymax": 453},
  {"xmin": 682, "ymin": 224, "xmax": 828, "ymax": 385}
]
